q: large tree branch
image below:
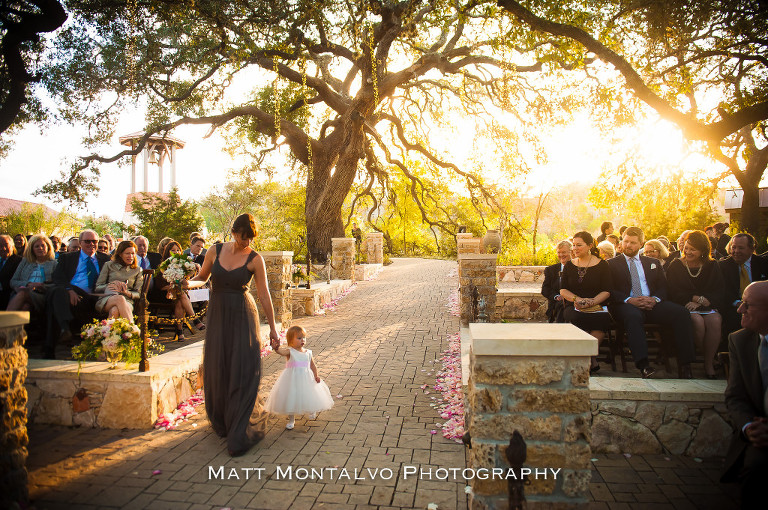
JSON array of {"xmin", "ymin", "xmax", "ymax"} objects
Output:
[
  {"xmin": 497, "ymin": 0, "xmax": 768, "ymax": 143},
  {"xmin": 0, "ymin": 0, "xmax": 67, "ymax": 133}
]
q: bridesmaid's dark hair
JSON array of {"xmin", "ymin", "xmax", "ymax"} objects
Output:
[
  {"xmin": 573, "ymin": 231, "xmax": 600, "ymax": 257},
  {"xmin": 232, "ymin": 213, "xmax": 257, "ymax": 238}
]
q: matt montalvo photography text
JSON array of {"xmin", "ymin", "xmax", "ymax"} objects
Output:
[{"xmin": 208, "ymin": 465, "xmax": 563, "ymax": 481}]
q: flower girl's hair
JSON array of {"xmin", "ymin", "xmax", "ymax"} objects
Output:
[{"xmin": 285, "ymin": 325, "xmax": 307, "ymax": 345}]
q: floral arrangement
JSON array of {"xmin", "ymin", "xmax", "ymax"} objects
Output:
[
  {"xmin": 158, "ymin": 252, "xmax": 198, "ymax": 299},
  {"xmin": 291, "ymin": 264, "xmax": 308, "ymax": 282},
  {"xmin": 73, "ymin": 317, "xmax": 163, "ymax": 364}
]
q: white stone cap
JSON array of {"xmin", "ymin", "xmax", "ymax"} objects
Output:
[
  {"xmin": 259, "ymin": 251, "xmax": 294, "ymax": 257},
  {"xmin": 470, "ymin": 323, "xmax": 597, "ymax": 356},
  {"xmin": 456, "ymin": 233, "xmax": 476, "ymax": 239},
  {"xmin": 331, "ymin": 237, "xmax": 355, "ymax": 242},
  {"xmin": 590, "ymin": 377, "xmax": 726, "ymax": 402},
  {"xmin": 459, "ymin": 254, "xmax": 498, "ymax": 261},
  {"xmin": 0, "ymin": 311, "xmax": 30, "ymax": 328}
]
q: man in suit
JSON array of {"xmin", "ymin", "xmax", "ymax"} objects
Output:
[
  {"xmin": 541, "ymin": 240, "xmax": 571, "ymax": 323},
  {"xmin": 607, "ymin": 226, "xmax": 695, "ymax": 379},
  {"xmin": 0, "ymin": 234, "xmax": 22, "ymax": 309},
  {"xmin": 134, "ymin": 236, "xmax": 161, "ymax": 269},
  {"xmin": 719, "ymin": 233, "xmax": 768, "ymax": 340},
  {"xmin": 43, "ymin": 229, "xmax": 111, "ymax": 358},
  {"xmin": 189, "ymin": 236, "xmax": 206, "ymax": 265},
  {"xmin": 721, "ymin": 281, "xmax": 768, "ymax": 506}
]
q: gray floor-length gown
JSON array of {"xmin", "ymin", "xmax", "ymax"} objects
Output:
[{"xmin": 203, "ymin": 244, "xmax": 266, "ymax": 453}]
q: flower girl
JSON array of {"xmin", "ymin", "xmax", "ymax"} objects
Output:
[{"xmin": 265, "ymin": 325, "xmax": 334, "ymax": 429}]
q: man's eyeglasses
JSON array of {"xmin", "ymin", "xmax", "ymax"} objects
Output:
[
  {"xmin": 737, "ymin": 300, "xmax": 765, "ymax": 310},
  {"xmin": 81, "ymin": 239, "xmax": 98, "ymax": 244}
]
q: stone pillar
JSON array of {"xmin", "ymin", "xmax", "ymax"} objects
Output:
[
  {"xmin": 459, "ymin": 254, "xmax": 498, "ymax": 326},
  {"xmin": 365, "ymin": 232, "xmax": 384, "ymax": 264},
  {"xmin": 331, "ymin": 238, "xmax": 356, "ymax": 282},
  {"xmin": 467, "ymin": 323, "xmax": 596, "ymax": 510},
  {"xmin": 0, "ymin": 311, "xmax": 30, "ymax": 509},
  {"xmin": 257, "ymin": 252, "xmax": 293, "ymax": 328},
  {"xmin": 457, "ymin": 233, "xmax": 482, "ymax": 256}
]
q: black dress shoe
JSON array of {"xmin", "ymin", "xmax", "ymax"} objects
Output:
[
  {"xmin": 641, "ymin": 366, "xmax": 656, "ymax": 379},
  {"xmin": 679, "ymin": 364, "xmax": 693, "ymax": 379}
]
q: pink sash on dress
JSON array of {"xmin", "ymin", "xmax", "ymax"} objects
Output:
[{"xmin": 286, "ymin": 360, "xmax": 310, "ymax": 368}]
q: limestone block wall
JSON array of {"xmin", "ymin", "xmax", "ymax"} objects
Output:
[
  {"xmin": 365, "ymin": 232, "xmax": 384, "ymax": 264},
  {"xmin": 495, "ymin": 291, "xmax": 548, "ymax": 322},
  {"xmin": 332, "ymin": 238, "xmax": 356, "ymax": 281},
  {"xmin": 291, "ymin": 280, "xmax": 354, "ymax": 317},
  {"xmin": 459, "ymin": 254, "xmax": 498, "ymax": 326},
  {"xmin": 0, "ymin": 311, "xmax": 30, "ymax": 508},
  {"xmin": 497, "ymin": 266, "xmax": 547, "ymax": 283},
  {"xmin": 255, "ymin": 251, "xmax": 293, "ymax": 328},
  {"xmin": 467, "ymin": 323, "xmax": 596, "ymax": 510},
  {"xmin": 457, "ymin": 233, "xmax": 483, "ymax": 256}
]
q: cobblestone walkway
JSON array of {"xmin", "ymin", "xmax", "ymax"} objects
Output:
[
  {"xmin": 25, "ymin": 258, "xmax": 740, "ymax": 509},
  {"xmin": 27, "ymin": 258, "xmax": 468, "ymax": 510}
]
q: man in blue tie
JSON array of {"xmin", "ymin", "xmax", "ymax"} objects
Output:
[
  {"xmin": 607, "ymin": 226, "xmax": 696, "ymax": 379},
  {"xmin": 44, "ymin": 229, "xmax": 111, "ymax": 359},
  {"xmin": 134, "ymin": 235, "xmax": 161, "ymax": 269},
  {"xmin": 722, "ymin": 281, "xmax": 768, "ymax": 506}
]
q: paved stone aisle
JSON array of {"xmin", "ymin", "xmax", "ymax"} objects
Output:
[{"xmin": 27, "ymin": 258, "xmax": 468, "ymax": 510}]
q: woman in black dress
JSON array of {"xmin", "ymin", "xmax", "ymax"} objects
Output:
[
  {"xmin": 559, "ymin": 231, "xmax": 613, "ymax": 373},
  {"xmin": 191, "ymin": 213, "xmax": 279, "ymax": 456},
  {"xmin": 666, "ymin": 230, "xmax": 724, "ymax": 378}
]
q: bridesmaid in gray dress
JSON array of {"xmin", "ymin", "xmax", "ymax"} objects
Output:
[{"xmin": 191, "ymin": 213, "xmax": 280, "ymax": 456}]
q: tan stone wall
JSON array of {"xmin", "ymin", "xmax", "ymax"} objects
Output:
[
  {"xmin": 496, "ymin": 291, "xmax": 548, "ymax": 322},
  {"xmin": 255, "ymin": 251, "xmax": 293, "ymax": 328},
  {"xmin": 459, "ymin": 255, "xmax": 497, "ymax": 326},
  {"xmin": 365, "ymin": 232, "xmax": 384, "ymax": 264},
  {"xmin": 0, "ymin": 312, "xmax": 30, "ymax": 508},
  {"xmin": 332, "ymin": 238, "xmax": 356, "ymax": 282},
  {"xmin": 590, "ymin": 400, "xmax": 734, "ymax": 457},
  {"xmin": 467, "ymin": 327, "xmax": 592, "ymax": 509},
  {"xmin": 497, "ymin": 266, "xmax": 547, "ymax": 282}
]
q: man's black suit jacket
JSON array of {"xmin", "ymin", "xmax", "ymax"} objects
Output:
[
  {"xmin": 0, "ymin": 254, "xmax": 22, "ymax": 308},
  {"xmin": 607, "ymin": 254, "xmax": 669, "ymax": 303},
  {"xmin": 147, "ymin": 251, "xmax": 162, "ymax": 269},
  {"xmin": 540, "ymin": 263, "xmax": 564, "ymax": 322},
  {"xmin": 722, "ymin": 328, "xmax": 766, "ymax": 482},
  {"xmin": 718, "ymin": 255, "xmax": 768, "ymax": 306},
  {"xmin": 52, "ymin": 251, "xmax": 112, "ymax": 290}
]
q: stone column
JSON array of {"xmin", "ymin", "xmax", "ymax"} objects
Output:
[
  {"xmin": 0, "ymin": 311, "xmax": 30, "ymax": 509},
  {"xmin": 256, "ymin": 252, "xmax": 293, "ymax": 328},
  {"xmin": 365, "ymin": 232, "xmax": 384, "ymax": 264},
  {"xmin": 466, "ymin": 323, "xmax": 596, "ymax": 510},
  {"xmin": 331, "ymin": 238, "xmax": 356, "ymax": 282},
  {"xmin": 459, "ymin": 254, "xmax": 498, "ymax": 326}
]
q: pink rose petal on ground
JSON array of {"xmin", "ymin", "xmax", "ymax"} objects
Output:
[
  {"xmin": 152, "ymin": 470, "xmax": 162, "ymax": 475},
  {"xmin": 430, "ymin": 430, "xmax": 437, "ymax": 434},
  {"xmin": 336, "ymin": 394, "xmax": 343, "ymax": 399}
]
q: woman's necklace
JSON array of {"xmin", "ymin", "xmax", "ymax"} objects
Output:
[
  {"xmin": 575, "ymin": 255, "xmax": 592, "ymax": 283},
  {"xmin": 683, "ymin": 260, "xmax": 702, "ymax": 278}
]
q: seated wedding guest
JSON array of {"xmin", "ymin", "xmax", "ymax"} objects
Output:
[
  {"xmin": 149, "ymin": 239, "xmax": 204, "ymax": 341},
  {"xmin": 134, "ymin": 235, "xmax": 161, "ymax": 270},
  {"xmin": 607, "ymin": 227, "xmax": 695, "ymax": 379},
  {"xmin": 157, "ymin": 237, "xmax": 173, "ymax": 258},
  {"xmin": 189, "ymin": 236, "xmax": 206, "ymax": 265},
  {"xmin": 103, "ymin": 234, "xmax": 116, "ymax": 253},
  {"xmin": 618, "ymin": 225, "xmax": 628, "ymax": 238},
  {"xmin": 714, "ymin": 222, "xmax": 731, "ymax": 258},
  {"xmin": 44, "ymin": 230, "xmax": 111, "ymax": 358},
  {"xmin": 665, "ymin": 230, "xmax": 691, "ymax": 266},
  {"xmin": 94, "ymin": 240, "xmax": 143, "ymax": 320},
  {"xmin": 67, "ymin": 237, "xmax": 80, "ymax": 252},
  {"xmin": 541, "ymin": 240, "xmax": 572, "ymax": 323},
  {"xmin": 0, "ymin": 235, "xmax": 23, "ymax": 310},
  {"xmin": 49, "ymin": 236, "xmax": 62, "ymax": 260},
  {"xmin": 718, "ymin": 233, "xmax": 768, "ymax": 340},
  {"xmin": 596, "ymin": 221, "xmax": 613, "ymax": 244},
  {"xmin": 607, "ymin": 234, "xmax": 620, "ymax": 249},
  {"xmin": 720, "ymin": 281, "xmax": 768, "ymax": 507},
  {"xmin": 183, "ymin": 232, "xmax": 207, "ymax": 258},
  {"xmin": 7, "ymin": 235, "xmax": 57, "ymax": 313},
  {"xmin": 597, "ymin": 240, "xmax": 615, "ymax": 260},
  {"xmin": 656, "ymin": 235, "xmax": 671, "ymax": 250},
  {"xmin": 558, "ymin": 231, "xmax": 612, "ymax": 373},
  {"xmin": 97, "ymin": 239, "xmax": 110, "ymax": 255},
  {"xmin": 643, "ymin": 239, "xmax": 669, "ymax": 261},
  {"xmin": 666, "ymin": 230, "xmax": 725, "ymax": 379},
  {"xmin": 13, "ymin": 234, "xmax": 27, "ymax": 256}
]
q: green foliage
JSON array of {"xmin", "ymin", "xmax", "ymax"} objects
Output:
[
  {"xmin": 0, "ymin": 203, "xmax": 81, "ymax": 238},
  {"xmin": 81, "ymin": 215, "xmax": 125, "ymax": 237},
  {"xmin": 129, "ymin": 188, "xmax": 204, "ymax": 249},
  {"xmin": 198, "ymin": 169, "xmax": 306, "ymax": 253}
]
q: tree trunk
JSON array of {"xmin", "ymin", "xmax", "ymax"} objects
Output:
[{"xmin": 739, "ymin": 148, "xmax": 768, "ymax": 244}]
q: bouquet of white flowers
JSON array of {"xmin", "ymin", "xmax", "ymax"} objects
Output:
[
  {"xmin": 73, "ymin": 317, "xmax": 163, "ymax": 367},
  {"xmin": 158, "ymin": 252, "xmax": 198, "ymax": 299}
]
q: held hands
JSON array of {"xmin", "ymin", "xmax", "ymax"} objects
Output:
[
  {"xmin": 685, "ymin": 301, "xmax": 700, "ymax": 311},
  {"xmin": 745, "ymin": 418, "xmax": 768, "ymax": 448},
  {"xmin": 628, "ymin": 296, "xmax": 656, "ymax": 310},
  {"xmin": 107, "ymin": 281, "xmax": 128, "ymax": 295},
  {"xmin": 269, "ymin": 329, "xmax": 280, "ymax": 350}
]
